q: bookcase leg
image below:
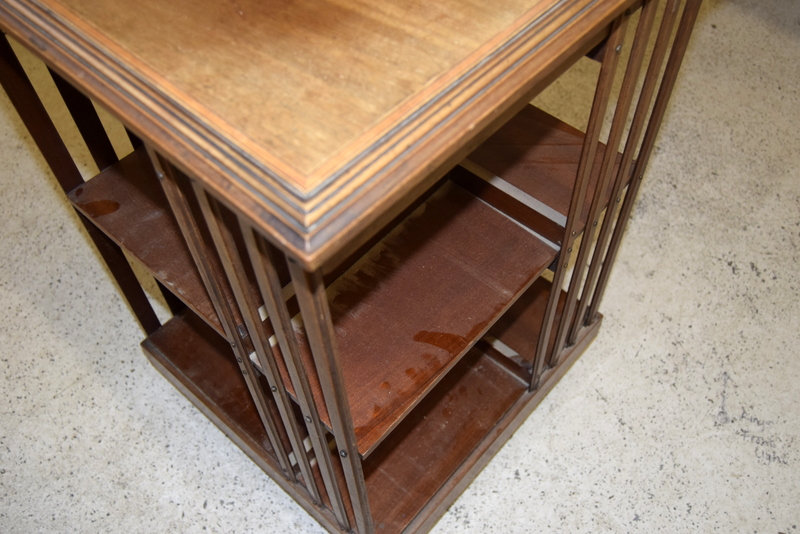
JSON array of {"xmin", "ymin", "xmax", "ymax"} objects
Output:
[
  {"xmin": 0, "ymin": 34, "xmax": 161, "ymax": 335},
  {"xmin": 531, "ymin": 14, "xmax": 629, "ymax": 389},
  {"xmin": 290, "ymin": 262, "xmax": 374, "ymax": 534},
  {"xmin": 587, "ymin": 0, "xmax": 703, "ymax": 323},
  {"xmin": 148, "ymin": 149, "xmax": 296, "ymax": 481}
]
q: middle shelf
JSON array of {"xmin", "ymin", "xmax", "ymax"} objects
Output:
[{"xmin": 291, "ymin": 179, "xmax": 556, "ymax": 456}]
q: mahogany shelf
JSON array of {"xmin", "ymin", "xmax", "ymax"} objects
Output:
[
  {"xmin": 488, "ymin": 277, "xmax": 569, "ymax": 364},
  {"xmin": 143, "ymin": 308, "xmax": 527, "ymax": 534},
  {"xmin": 289, "ymin": 180, "xmax": 557, "ymax": 457},
  {"xmin": 68, "ymin": 146, "xmax": 558, "ymax": 459},
  {"xmin": 143, "ymin": 310, "xmax": 277, "ymax": 464},
  {"xmin": 361, "ymin": 346, "xmax": 526, "ymax": 534},
  {"xmin": 67, "ymin": 149, "xmax": 228, "ymax": 338}
]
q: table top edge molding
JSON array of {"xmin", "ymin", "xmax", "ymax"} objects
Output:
[{"xmin": 0, "ymin": 0, "xmax": 631, "ymax": 268}]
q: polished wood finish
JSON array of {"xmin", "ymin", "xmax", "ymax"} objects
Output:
[
  {"xmin": 142, "ymin": 297, "xmax": 600, "ymax": 534},
  {"xmin": 66, "ymin": 145, "xmax": 557, "ymax": 461},
  {"xmin": 142, "ymin": 311, "xmax": 346, "ymax": 534},
  {"xmin": 457, "ymin": 105, "xmax": 628, "ymax": 245},
  {"xmin": 362, "ymin": 347, "xmax": 526, "ymax": 534},
  {"xmin": 488, "ymin": 278, "xmax": 568, "ymax": 365},
  {"xmin": 295, "ymin": 180, "xmax": 556, "ymax": 456},
  {"xmin": 1, "ymin": 0, "xmax": 702, "ymax": 531},
  {"xmin": 0, "ymin": 0, "xmax": 632, "ymax": 268}
]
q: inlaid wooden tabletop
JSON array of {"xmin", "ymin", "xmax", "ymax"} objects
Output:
[{"xmin": 0, "ymin": 0, "xmax": 631, "ymax": 267}]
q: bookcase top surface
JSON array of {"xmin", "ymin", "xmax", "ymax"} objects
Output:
[{"xmin": 0, "ymin": 0, "xmax": 629, "ymax": 267}]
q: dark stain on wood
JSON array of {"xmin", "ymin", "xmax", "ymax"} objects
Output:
[
  {"xmin": 77, "ymin": 199, "xmax": 120, "ymax": 217},
  {"xmin": 413, "ymin": 331, "xmax": 467, "ymax": 354}
]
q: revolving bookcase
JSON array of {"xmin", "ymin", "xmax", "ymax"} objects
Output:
[{"xmin": 0, "ymin": 0, "xmax": 701, "ymax": 531}]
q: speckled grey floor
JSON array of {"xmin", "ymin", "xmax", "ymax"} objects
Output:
[{"xmin": 1, "ymin": 0, "xmax": 798, "ymax": 532}]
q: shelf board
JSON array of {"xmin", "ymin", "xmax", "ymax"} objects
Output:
[
  {"xmin": 362, "ymin": 280, "xmax": 601, "ymax": 534},
  {"xmin": 67, "ymin": 148, "xmax": 226, "ymax": 337},
  {"xmin": 290, "ymin": 181, "xmax": 557, "ymax": 457},
  {"xmin": 68, "ymin": 145, "xmax": 559, "ymax": 461},
  {"xmin": 142, "ymin": 310, "xmax": 341, "ymax": 532},
  {"xmin": 459, "ymin": 104, "xmax": 629, "ymax": 244},
  {"xmin": 362, "ymin": 346, "xmax": 526, "ymax": 534}
]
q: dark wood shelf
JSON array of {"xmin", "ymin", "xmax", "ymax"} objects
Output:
[
  {"xmin": 290, "ymin": 181, "xmax": 557, "ymax": 457},
  {"xmin": 142, "ymin": 310, "xmax": 276, "ymax": 467},
  {"xmin": 67, "ymin": 148, "xmax": 227, "ymax": 338},
  {"xmin": 487, "ymin": 277, "xmax": 569, "ymax": 364},
  {"xmin": 454, "ymin": 105, "xmax": 630, "ymax": 245},
  {"xmin": 65, "ymin": 147, "xmax": 557, "ymax": 462},
  {"xmin": 362, "ymin": 347, "xmax": 526, "ymax": 534}
]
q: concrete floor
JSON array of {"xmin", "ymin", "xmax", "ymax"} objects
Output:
[{"xmin": 1, "ymin": 0, "xmax": 798, "ymax": 532}]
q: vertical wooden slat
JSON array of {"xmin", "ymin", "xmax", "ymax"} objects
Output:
[
  {"xmin": 147, "ymin": 148, "xmax": 295, "ymax": 479},
  {"xmin": 244, "ymin": 228, "xmax": 352, "ymax": 530},
  {"xmin": 577, "ymin": 0, "xmax": 682, "ymax": 333},
  {"xmin": 289, "ymin": 262, "xmax": 373, "ymax": 534},
  {"xmin": 531, "ymin": 15, "xmax": 629, "ymax": 389},
  {"xmin": 48, "ymin": 67, "xmax": 118, "ymax": 171},
  {"xmin": 588, "ymin": 0, "xmax": 702, "ymax": 321},
  {"xmin": 196, "ymin": 191, "xmax": 324, "ymax": 506},
  {"xmin": 0, "ymin": 34, "xmax": 161, "ymax": 335},
  {"xmin": 0, "ymin": 35, "xmax": 82, "ymax": 189},
  {"xmin": 553, "ymin": 0, "xmax": 660, "ymax": 350}
]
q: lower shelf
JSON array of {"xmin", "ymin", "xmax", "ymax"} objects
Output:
[
  {"xmin": 142, "ymin": 310, "xmax": 276, "ymax": 467},
  {"xmin": 141, "ymin": 281, "xmax": 601, "ymax": 534}
]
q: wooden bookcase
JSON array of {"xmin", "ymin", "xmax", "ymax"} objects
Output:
[{"xmin": 0, "ymin": 0, "xmax": 701, "ymax": 532}]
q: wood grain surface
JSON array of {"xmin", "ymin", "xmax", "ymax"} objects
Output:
[{"xmin": 0, "ymin": 0, "xmax": 632, "ymax": 267}]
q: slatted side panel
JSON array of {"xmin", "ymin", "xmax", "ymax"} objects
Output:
[
  {"xmin": 583, "ymin": 0, "xmax": 703, "ymax": 325},
  {"xmin": 148, "ymin": 161, "xmax": 357, "ymax": 532},
  {"xmin": 458, "ymin": 0, "xmax": 703, "ymax": 391},
  {"xmin": 0, "ymin": 33, "xmax": 171, "ymax": 334},
  {"xmin": 536, "ymin": 0, "xmax": 704, "ymax": 384}
]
